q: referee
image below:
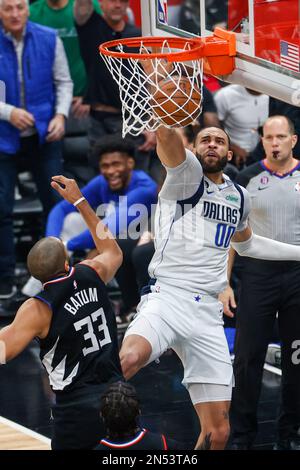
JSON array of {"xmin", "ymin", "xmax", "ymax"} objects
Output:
[{"xmin": 221, "ymin": 115, "xmax": 300, "ymax": 450}]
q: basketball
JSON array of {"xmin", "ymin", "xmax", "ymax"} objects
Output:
[{"xmin": 151, "ymin": 76, "xmax": 202, "ymax": 126}]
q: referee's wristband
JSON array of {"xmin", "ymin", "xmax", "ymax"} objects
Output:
[{"xmin": 73, "ymin": 196, "xmax": 86, "ymax": 207}]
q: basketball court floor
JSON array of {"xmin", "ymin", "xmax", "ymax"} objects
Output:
[{"xmin": 0, "ymin": 315, "xmax": 281, "ymax": 450}]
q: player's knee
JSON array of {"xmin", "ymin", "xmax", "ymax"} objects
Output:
[
  {"xmin": 200, "ymin": 423, "xmax": 230, "ymax": 449},
  {"xmin": 120, "ymin": 349, "xmax": 144, "ymax": 379},
  {"xmin": 210, "ymin": 423, "xmax": 230, "ymax": 448},
  {"xmin": 120, "ymin": 335, "xmax": 152, "ymax": 379}
]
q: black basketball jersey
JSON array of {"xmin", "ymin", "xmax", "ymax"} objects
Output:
[
  {"xmin": 94, "ymin": 429, "xmax": 182, "ymax": 450},
  {"xmin": 35, "ymin": 263, "xmax": 122, "ymax": 395}
]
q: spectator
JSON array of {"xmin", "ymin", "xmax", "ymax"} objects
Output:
[
  {"xmin": 29, "ymin": 0, "xmax": 101, "ymax": 120},
  {"xmin": 214, "ymin": 85, "xmax": 269, "ymax": 168},
  {"xmin": 74, "ymin": 0, "xmax": 156, "ymax": 173},
  {"xmin": 247, "ymin": 96, "xmax": 300, "ymax": 165},
  {"xmin": 0, "ymin": 0, "xmax": 73, "ymax": 300},
  {"xmin": 95, "ymin": 381, "xmax": 186, "ymax": 450},
  {"xmin": 220, "ymin": 115, "xmax": 300, "ymax": 450},
  {"xmin": 23, "ymin": 135, "xmax": 157, "ymax": 319},
  {"xmin": 0, "ymin": 176, "xmax": 123, "ymax": 449}
]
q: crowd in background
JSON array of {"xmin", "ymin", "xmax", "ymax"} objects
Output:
[{"xmin": 1, "ymin": 0, "xmax": 300, "ymax": 450}]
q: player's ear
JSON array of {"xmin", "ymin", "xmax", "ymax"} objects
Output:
[
  {"xmin": 227, "ymin": 150, "xmax": 233, "ymax": 162},
  {"xmin": 292, "ymin": 134, "xmax": 298, "ymax": 149},
  {"xmin": 64, "ymin": 259, "xmax": 70, "ymax": 272}
]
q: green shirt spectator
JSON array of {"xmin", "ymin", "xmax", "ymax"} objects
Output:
[{"xmin": 30, "ymin": 0, "xmax": 101, "ymax": 98}]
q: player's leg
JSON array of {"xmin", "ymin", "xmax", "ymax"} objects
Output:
[
  {"xmin": 51, "ymin": 384, "xmax": 106, "ymax": 449},
  {"xmin": 120, "ymin": 333, "xmax": 153, "ymax": 380},
  {"xmin": 172, "ymin": 297, "xmax": 233, "ymax": 450},
  {"xmin": 120, "ymin": 294, "xmax": 174, "ymax": 380},
  {"xmin": 193, "ymin": 397, "xmax": 231, "ymax": 450}
]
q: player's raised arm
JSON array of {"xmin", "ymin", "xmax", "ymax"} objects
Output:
[
  {"xmin": 51, "ymin": 176, "xmax": 122, "ymax": 283},
  {"xmin": 74, "ymin": 0, "xmax": 94, "ymax": 25},
  {"xmin": 156, "ymin": 127, "xmax": 187, "ymax": 167}
]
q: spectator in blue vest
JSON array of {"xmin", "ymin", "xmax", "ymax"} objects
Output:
[{"xmin": 0, "ymin": 0, "xmax": 73, "ymax": 299}]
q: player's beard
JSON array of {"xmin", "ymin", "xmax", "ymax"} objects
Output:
[{"xmin": 197, "ymin": 153, "xmax": 228, "ymax": 173}]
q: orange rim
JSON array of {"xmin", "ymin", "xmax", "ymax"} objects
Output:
[
  {"xmin": 99, "ymin": 36, "xmax": 206, "ymax": 62},
  {"xmin": 99, "ymin": 29, "xmax": 236, "ymax": 74}
]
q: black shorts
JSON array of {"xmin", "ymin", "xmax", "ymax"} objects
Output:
[{"xmin": 51, "ymin": 384, "xmax": 106, "ymax": 450}]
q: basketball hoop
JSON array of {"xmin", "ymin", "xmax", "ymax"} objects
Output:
[{"xmin": 99, "ymin": 29, "xmax": 236, "ymax": 137}]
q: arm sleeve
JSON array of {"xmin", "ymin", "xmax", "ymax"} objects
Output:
[
  {"xmin": 159, "ymin": 149, "xmax": 203, "ymax": 201},
  {"xmin": 67, "ymin": 178, "xmax": 157, "ymax": 251},
  {"xmin": 236, "ymin": 185, "xmax": 251, "ymax": 232},
  {"xmin": 0, "ymin": 103, "xmax": 15, "ymax": 121},
  {"xmin": 231, "ymin": 233, "xmax": 300, "ymax": 261},
  {"xmin": 53, "ymin": 36, "xmax": 73, "ymax": 117}
]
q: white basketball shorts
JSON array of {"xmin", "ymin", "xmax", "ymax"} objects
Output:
[{"xmin": 124, "ymin": 282, "xmax": 233, "ymax": 390}]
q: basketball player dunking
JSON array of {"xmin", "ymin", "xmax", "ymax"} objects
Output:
[
  {"xmin": 0, "ymin": 176, "xmax": 123, "ymax": 449},
  {"xmin": 120, "ymin": 125, "xmax": 300, "ymax": 450}
]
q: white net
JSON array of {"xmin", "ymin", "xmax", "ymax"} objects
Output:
[{"xmin": 100, "ymin": 39, "xmax": 203, "ymax": 137}]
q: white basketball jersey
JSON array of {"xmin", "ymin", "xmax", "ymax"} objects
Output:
[{"xmin": 148, "ymin": 150, "xmax": 250, "ymax": 295}]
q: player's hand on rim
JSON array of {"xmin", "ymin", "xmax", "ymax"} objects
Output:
[
  {"xmin": 139, "ymin": 47, "xmax": 173, "ymax": 82},
  {"xmin": 51, "ymin": 175, "xmax": 83, "ymax": 205}
]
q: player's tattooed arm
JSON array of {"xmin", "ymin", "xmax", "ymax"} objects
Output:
[{"xmin": 74, "ymin": 0, "xmax": 94, "ymax": 25}]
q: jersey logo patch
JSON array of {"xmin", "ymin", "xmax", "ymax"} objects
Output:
[
  {"xmin": 225, "ymin": 194, "xmax": 238, "ymax": 203},
  {"xmin": 73, "ymin": 280, "xmax": 78, "ymax": 289},
  {"xmin": 194, "ymin": 295, "xmax": 202, "ymax": 302},
  {"xmin": 260, "ymin": 176, "xmax": 269, "ymax": 185}
]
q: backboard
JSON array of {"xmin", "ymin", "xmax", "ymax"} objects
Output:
[{"xmin": 140, "ymin": 1, "xmax": 300, "ymax": 106}]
